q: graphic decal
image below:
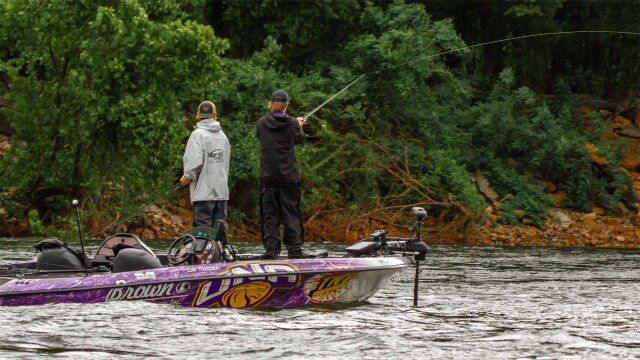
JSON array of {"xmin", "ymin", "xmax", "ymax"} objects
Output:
[
  {"xmin": 105, "ymin": 283, "xmax": 175, "ymax": 302},
  {"xmin": 192, "ymin": 262, "xmax": 301, "ymax": 308},
  {"xmin": 304, "ymin": 273, "xmax": 355, "ymax": 303},
  {"xmin": 221, "ymin": 281, "xmax": 272, "ymax": 308},
  {"xmin": 175, "ymin": 282, "xmax": 191, "ymax": 294},
  {"xmin": 134, "ymin": 272, "xmax": 156, "ymax": 280}
]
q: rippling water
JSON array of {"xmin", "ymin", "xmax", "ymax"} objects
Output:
[{"xmin": 1, "ymin": 238, "xmax": 639, "ymax": 359}]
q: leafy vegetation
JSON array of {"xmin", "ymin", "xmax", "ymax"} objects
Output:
[{"xmin": 0, "ymin": 0, "xmax": 637, "ymax": 237}]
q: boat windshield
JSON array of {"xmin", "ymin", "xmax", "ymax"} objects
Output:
[{"xmin": 95, "ymin": 234, "xmax": 154, "ymax": 257}]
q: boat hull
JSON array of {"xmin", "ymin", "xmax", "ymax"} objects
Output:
[{"xmin": 0, "ymin": 257, "xmax": 407, "ymax": 308}]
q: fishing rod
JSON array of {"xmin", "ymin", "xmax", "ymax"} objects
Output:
[
  {"xmin": 85, "ymin": 184, "xmax": 184, "ymax": 239},
  {"xmin": 302, "ymin": 30, "xmax": 640, "ymax": 121}
]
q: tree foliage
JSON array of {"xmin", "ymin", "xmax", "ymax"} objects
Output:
[
  {"xmin": 0, "ymin": 0, "xmax": 227, "ymax": 229},
  {"xmin": 0, "ymin": 0, "xmax": 637, "ymax": 237}
]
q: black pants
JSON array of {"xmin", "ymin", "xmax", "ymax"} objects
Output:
[
  {"xmin": 260, "ymin": 184, "xmax": 304, "ymax": 255},
  {"xmin": 192, "ymin": 200, "xmax": 227, "ymax": 241}
]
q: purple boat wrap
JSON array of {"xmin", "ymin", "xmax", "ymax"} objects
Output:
[{"xmin": 0, "ymin": 257, "xmax": 407, "ymax": 308}]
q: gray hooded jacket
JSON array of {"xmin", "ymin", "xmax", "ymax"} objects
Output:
[{"xmin": 183, "ymin": 119, "xmax": 230, "ymax": 203}]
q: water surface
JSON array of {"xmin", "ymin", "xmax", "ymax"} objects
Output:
[{"xmin": 1, "ymin": 238, "xmax": 638, "ymax": 359}]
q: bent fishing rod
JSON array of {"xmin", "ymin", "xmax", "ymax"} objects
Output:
[{"xmin": 302, "ymin": 30, "xmax": 640, "ymax": 121}]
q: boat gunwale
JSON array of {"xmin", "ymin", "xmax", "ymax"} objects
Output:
[{"xmin": 0, "ymin": 258, "xmax": 408, "ymax": 297}]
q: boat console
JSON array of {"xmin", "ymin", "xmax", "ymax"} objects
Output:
[{"xmin": 166, "ymin": 223, "xmax": 235, "ymax": 265}]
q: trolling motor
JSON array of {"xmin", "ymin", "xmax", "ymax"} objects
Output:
[
  {"xmin": 346, "ymin": 207, "xmax": 429, "ymax": 257},
  {"xmin": 408, "ymin": 207, "xmax": 428, "ymax": 306},
  {"xmin": 345, "ymin": 207, "xmax": 429, "ymax": 306}
]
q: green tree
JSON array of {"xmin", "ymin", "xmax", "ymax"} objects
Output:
[{"xmin": 0, "ymin": 0, "xmax": 227, "ymax": 231}]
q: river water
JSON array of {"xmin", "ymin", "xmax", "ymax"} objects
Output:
[{"xmin": 0, "ymin": 237, "xmax": 638, "ymax": 359}]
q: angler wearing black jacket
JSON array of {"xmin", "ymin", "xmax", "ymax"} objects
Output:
[{"xmin": 257, "ymin": 89, "xmax": 309, "ymax": 259}]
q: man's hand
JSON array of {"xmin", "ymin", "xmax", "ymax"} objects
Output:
[
  {"xmin": 179, "ymin": 176, "xmax": 190, "ymax": 186},
  {"xmin": 297, "ymin": 117, "xmax": 305, "ymax": 127}
]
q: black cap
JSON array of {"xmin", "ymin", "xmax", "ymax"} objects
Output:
[
  {"xmin": 197, "ymin": 101, "xmax": 216, "ymax": 118},
  {"xmin": 270, "ymin": 89, "xmax": 288, "ymax": 103}
]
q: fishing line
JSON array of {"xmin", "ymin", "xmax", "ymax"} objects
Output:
[
  {"xmin": 86, "ymin": 184, "xmax": 184, "ymax": 239},
  {"xmin": 302, "ymin": 30, "xmax": 640, "ymax": 121}
]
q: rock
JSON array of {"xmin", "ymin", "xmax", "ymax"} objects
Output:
[
  {"xmin": 148, "ymin": 205, "xmax": 161, "ymax": 213},
  {"xmin": 619, "ymin": 138, "xmax": 640, "ymax": 170},
  {"xmin": 545, "ymin": 182, "xmax": 557, "ymax": 193},
  {"xmin": 0, "ymin": 134, "xmax": 10, "ymax": 156},
  {"xmin": 617, "ymin": 202, "xmax": 631, "ymax": 215},
  {"xmin": 473, "ymin": 172, "xmax": 499, "ymax": 205},
  {"xmin": 582, "ymin": 212, "xmax": 597, "ymax": 226},
  {"xmin": 617, "ymin": 127, "xmax": 640, "ymax": 139},
  {"xmin": 604, "ymin": 217, "xmax": 622, "ymax": 226},
  {"xmin": 578, "ymin": 105, "xmax": 593, "ymax": 114},
  {"xmin": 550, "ymin": 192, "xmax": 566, "ymax": 207},
  {"xmin": 612, "ymin": 115, "xmax": 632, "ymax": 129},
  {"xmin": 615, "ymin": 235, "xmax": 625, "ymax": 242},
  {"xmin": 550, "ymin": 210, "xmax": 572, "ymax": 230},
  {"xmin": 585, "ymin": 142, "xmax": 608, "ymax": 165}
]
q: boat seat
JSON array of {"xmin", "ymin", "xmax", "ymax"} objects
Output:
[
  {"xmin": 34, "ymin": 238, "xmax": 89, "ymax": 271},
  {"xmin": 112, "ymin": 248, "xmax": 163, "ymax": 273},
  {"xmin": 92, "ymin": 233, "xmax": 156, "ymax": 269}
]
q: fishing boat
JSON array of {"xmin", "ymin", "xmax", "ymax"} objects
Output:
[{"xmin": 0, "ymin": 207, "xmax": 429, "ymax": 308}]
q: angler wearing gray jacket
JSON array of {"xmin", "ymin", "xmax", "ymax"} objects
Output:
[{"xmin": 180, "ymin": 101, "xmax": 230, "ymax": 239}]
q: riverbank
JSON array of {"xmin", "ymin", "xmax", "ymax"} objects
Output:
[{"xmin": 1, "ymin": 98, "xmax": 639, "ymax": 248}]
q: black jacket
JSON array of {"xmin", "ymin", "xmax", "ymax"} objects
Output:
[{"xmin": 257, "ymin": 112, "xmax": 304, "ymax": 185}]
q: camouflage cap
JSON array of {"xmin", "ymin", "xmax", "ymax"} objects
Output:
[{"xmin": 197, "ymin": 101, "xmax": 216, "ymax": 119}]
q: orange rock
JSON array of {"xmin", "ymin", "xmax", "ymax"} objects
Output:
[
  {"xmin": 142, "ymin": 229, "xmax": 156, "ymax": 240},
  {"xmin": 591, "ymin": 207, "xmax": 605, "ymax": 215},
  {"xmin": 613, "ymin": 115, "xmax": 632, "ymax": 128},
  {"xmin": 604, "ymin": 217, "xmax": 622, "ymax": 226},
  {"xmin": 346, "ymin": 231, "xmax": 359, "ymax": 242},
  {"xmin": 550, "ymin": 192, "xmax": 566, "ymax": 207},
  {"xmin": 526, "ymin": 226, "xmax": 540, "ymax": 235},
  {"xmin": 583, "ymin": 212, "xmax": 597, "ymax": 226},
  {"xmin": 619, "ymin": 138, "xmax": 640, "ymax": 170},
  {"xmin": 545, "ymin": 182, "xmax": 557, "ymax": 193},
  {"xmin": 578, "ymin": 105, "xmax": 593, "ymax": 114},
  {"xmin": 585, "ymin": 142, "xmax": 608, "ymax": 165}
]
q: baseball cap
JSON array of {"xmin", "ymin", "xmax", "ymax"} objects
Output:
[
  {"xmin": 270, "ymin": 89, "xmax": 288, "ymax": 103},
  {"xmin": 197, "ymin": 101, "xmax": 216, "ymax": 118}
]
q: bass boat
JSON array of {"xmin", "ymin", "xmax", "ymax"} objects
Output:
[{"xmin": 0, "ymin": 207, "xmax": 429, "ymax": 308}]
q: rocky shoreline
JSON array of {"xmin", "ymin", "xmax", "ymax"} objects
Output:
[{"xmin": 1, "ymin": 99, "xmax": 639, "ymax": 248}]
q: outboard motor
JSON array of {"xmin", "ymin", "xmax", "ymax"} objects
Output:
[
  {"xmin": 112, "ymin": 248, "xmax": 163, "ymax": 273},
  {"xmin": 35, "ymin": 238, "xmax": 88, "ymax": 271}
]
